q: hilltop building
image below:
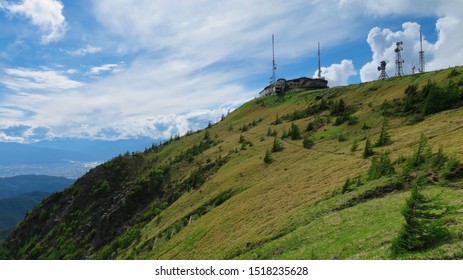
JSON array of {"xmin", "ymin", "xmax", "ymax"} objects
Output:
[
  {"xmin": 259, "ymin": 77, "xmax": 328, "ymax": 97},
  {"xmin": 259, "ymin": 38, "xmax": 328, "ymax": 97}
]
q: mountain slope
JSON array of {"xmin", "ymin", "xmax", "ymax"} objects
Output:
[
  {"xmin": 1, "ymin": 66, "xmax": 463, "ymax": 260},
  {"xmin": 0, "ymin": 192, "xmax": 51, "ymax": 232}
]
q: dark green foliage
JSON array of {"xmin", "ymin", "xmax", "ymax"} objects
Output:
[
  {"xmin": 448, "ymin": 68, "xmax": 460, "ymax": 78},
  {"xmin": 263, "ymin": 149, "xmax": 273, "ymax": 164},
  {"xmin": 363, "ymin": 138, "xmax": 374, "ymax": 158},
  {"xmin": 273, "ymin": 113, "xmax": 282, "ymax": 125},
  {"xmin": 203, "ymin": 130, "xmax": 211, "ymax": 141},
  {"xmin": 303, "ymin": 135, "xmax": 315, "ymax": 149},
  {"xmin": 306, "ymin": 116, "xmax": 324, "ymax": 133},
  {"xmin": 342, "ymin": 178, "xmax": 354, "ymax": 194},
  {"xmin": 186, "ymin": 169, "xmax": 205, "ymax": 191},
  {"xmin": 368, "ymin": 152, "xmax": 395, "ymax": 180},
  {"xmin": 391, "ymin": 176, "xmax": 450, "ymax": 255},
  {"xmin": 281, "ymin": 128, "xmax": 288, "ymax": 139},
  {"xmin": 403, "ymin": 84, "xmax": 419, "ymax": 113},
  {"xmin": 440, "ymin": 157, "xmax": 461, "ymax": 179},
  {"xmin": 375, "ymin": 118, "xmax": 391, "ymax": 147},
  {"xmin": 289, "ymin": 123, "xmax": 302, "ymax": 140},
  {"xmin": 407, "ymin": 134, "xmax": 432, "ymax": 169},
  {"xmin": 272, "ymin": 136, "xmax": 284, "ymax": 152},
  {"xmin": 423, "ymin": 81, "xmax": 461, "ymax": 115},
  {"xmin": 331, "ymin": 99, "xmax": 346, "ymax": 116}
]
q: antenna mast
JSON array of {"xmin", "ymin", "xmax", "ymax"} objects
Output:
[
  {"xmin": 317, "ymin": 42, "xmax": 322, "ymax": 79},
  {"xmin": 418, "ymin": 32, "xmax": 425, "ymax": 73},
  {"xmin": 270, "ymin": 34, "xmax": 277, "ymax": 93},
  {"xmin": 394, "ymin": 41, "xmax": 404, "ymax": 76}
]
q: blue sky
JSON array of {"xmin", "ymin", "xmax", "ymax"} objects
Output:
[{"xmin": 1, "ymin": 0, "xmax": 463, "ymax": 143}]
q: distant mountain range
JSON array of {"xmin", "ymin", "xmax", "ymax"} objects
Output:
[{"xmin": 0, "ymin": 175, "xmax": 75, "ymax": 240}]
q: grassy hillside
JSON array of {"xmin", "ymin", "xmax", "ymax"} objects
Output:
[{"xmin": 1, "ymin": 66, "xmax": 463, "ymax": 260}]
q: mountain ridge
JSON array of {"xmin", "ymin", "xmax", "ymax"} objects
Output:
[{"xmin": 1, "ymin": 66, "xmax": 463, "ymax": 259}]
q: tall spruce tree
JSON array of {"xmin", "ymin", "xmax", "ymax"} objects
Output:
[{"xmin": 391, "ymin": 175, "xmax": 450, "ymax": 255}]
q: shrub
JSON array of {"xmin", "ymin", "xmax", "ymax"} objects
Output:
[{"xmin": 303, "ymin": 135, "xmax": 315, "ymax": 149}]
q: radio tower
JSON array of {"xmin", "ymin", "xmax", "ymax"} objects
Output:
[
  {"xmin": 270, "ymin": 34, "xmax": 277, "ymax": 93},
  {"xmin": 418, "ymin": 32, "xmax": 425, "ymax": 73},
  {"xmin": 317, "ymin": 42, "xmax": 322, "ymax": 79},
  {"xmin": 394, "ymin": 41, "xmax": 404, "ymax": 76}
]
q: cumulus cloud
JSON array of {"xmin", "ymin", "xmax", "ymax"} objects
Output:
[
  {"xmin": 1, "ymin": 68, "xmax": 83, "ymax": 91},
  {"xmin": 314, "ymin": 60, "xmax": 356, "ymax": 86},
  {"xmin": 1, "ymin": 0, "xmax": 66, "ymax": 44}
]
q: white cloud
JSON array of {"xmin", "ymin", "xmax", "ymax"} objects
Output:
[
  {"xmin": 1, "ymin": 0, "xmax": 66, "ymax": 44},
  {"xmin": 314, "ymin": 60, "xmax": 356, "ymax": 87},
  {"xmin": 66, "ymin": 45, "xmax": 101, "ymax": 56},
  {"xmin": 2, "ymin": 0, "xmax": 463, "ymax": 142},
  {"xmin": 1, "ymin": 68, "xmax": 83, "ymax": 91},
  {"xmin": 88, "ymin": 63, "xmax": 124, "ymax": 75}
]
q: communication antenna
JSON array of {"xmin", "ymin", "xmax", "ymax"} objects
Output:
[
  {"xmin": 418, "ymin": 32, "xmax": 425, "ymax": 73},
  {"xmin": 269, "ymin": 34, "xmax": 277, "ymax": 93},
  {"xmin": 317, "ymin": 42, "xmax": 322, "ymax": 79},
  {"xmin": 394, "ymin": 41, "xmax": 404, "ymax": 76},
  {"xmin": 377, "ymin": 61, "xmax": 389, "ymax": 80}
]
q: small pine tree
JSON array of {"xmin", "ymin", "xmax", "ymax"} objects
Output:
[
  {"xmin": 267, "ymin": 127, "xmax": 272, "ymax": 136},
  {"xmin": 376, "ymin": 118, "xmax": 391, "ymax": 147},
  {"xmin": 391, "ymin": 175, "xmax": 450, "ymax": 255},
  {"xmin": 239, "ymin": 134, "xmax": 245, "ymax": 144},
  {"xmin": 263, "ymin": 148, "xmax": 273, "ymax": 164},
  {"xmin": 272, "ymin": 136, "xmax": 284, "ymax": 152},
  {"xmin": 363, "ymin": 138, "xmax": 374, "ymax": 158},
  {"xmin": 368, "ymin": 152, "xmax": 395, "ymax": 180},
  {"xmin": 408, "ymin": 134, "xmax": 430, "ymax": 169},
  {"xmin": 290, "ymin": 123, "xmax": 302, "ymax": 140},
  {"xmin": 281, "ymin": 128, "xmax": 288, "ymax": 139},
  {"xmin": 203, "ymin": 130, "xmax": 211, "ymax": 141}
]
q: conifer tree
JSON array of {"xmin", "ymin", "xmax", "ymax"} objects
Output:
[
  {"xmin": 290, "ymin": 122, "xmax": 302, "ymax": 140},
  {"xmin": 391, "ymin": 175, "xmax": 450, "ymax": 255},
  {"xmin": 263, "ymin": 148, "xmax": 273, "ymax": 164},
  {"xmin": 272, "ymin": 136, "xmax": 284, "ymax": 152},
  {"xmin": 363, "ymin": 138, "xmax": 374, "ymax": 158},
  {"xmin": 376, "ymin": 118, "xmax": 391, "ymax": 147}
]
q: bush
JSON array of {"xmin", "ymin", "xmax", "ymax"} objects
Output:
[
  {"xmin": 303, "ymin": 135, "xmax": 315, "ymax": 149},
  {"xmin": 338, "ymin": 133, "xmax": 348, "ymax": 142}
]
